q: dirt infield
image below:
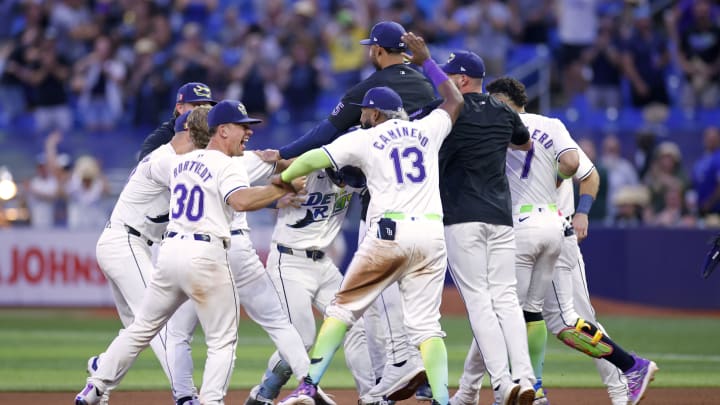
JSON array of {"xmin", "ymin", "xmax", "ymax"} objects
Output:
[{"xmin": 1, "ymin": 387, "xmax": 714, "ymax": 404}]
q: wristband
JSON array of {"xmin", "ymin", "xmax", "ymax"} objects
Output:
[
  {"xmin": 280, "ymin": 172, "xmax": 292, "ymax": 183},
  {"xmin": 422, "ymin": 59, "xmax": 449, "ymax": 87},
  {"xmin": 576, "ymin": 194, "xmax": 594, "ymax": 215}
]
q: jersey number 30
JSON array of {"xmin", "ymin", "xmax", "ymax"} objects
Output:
[
  {"xmin": 390, "ymin": 146, "xmax": 426, "ymax": 184},
  {"xmin": 171, "ymin": 183, "xmax": 205, "ymax": 221}
]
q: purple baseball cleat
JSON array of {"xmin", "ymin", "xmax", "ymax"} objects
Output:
[
  {"xmin": 624, "ymin": 354, "xmax": 658, "ymax": 405},
  {"xmin": 278, "ymin": 378, "xmax": 316, "ymax": 405},
  {"xmin": 75, "ymin": 383, "xmax": 103, "ymax": 405}
]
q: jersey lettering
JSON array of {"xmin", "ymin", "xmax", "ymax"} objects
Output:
[
  {"xmin": 300, "ymin": 190, "xmax": 353, "ymax": 221},
  {"xmin": 530, "ymin": 128, "xmax": 554, "ymax": 149},
  {"xmin": 172, "ymin": 160, "xmax": 214, "ymax": 182}
]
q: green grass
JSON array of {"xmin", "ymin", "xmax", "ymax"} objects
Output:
[{"xmin": 0, "ymin": 309, "xmax": 718, "ymax": 391}]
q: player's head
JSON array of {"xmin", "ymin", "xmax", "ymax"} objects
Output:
[
  {"xmin": 351, "ymin": 86, "xmax": 406, "ymax": 129},
  {"xmin": 207, "ymin": 100, "xmax": 262, "ymax": 156},
  {"xmin": 174, "ymin": 110, "xmax": 191, "ymax": 135},
  {"xmin": 187, "ymin": 105, "xmax": 212, "ymax": 149},
  {"xmin": 486, "ymin": 77, "xmax": 528, "ymax": 112},
  {"xmin": 441, "ymin": 51, "xmax": 486, "ymax": 94},
  {"xmin": 174, "ymin": 82, "xmax": 217, "ymax": 117},
  {"xmin": 360, "ymin": 21, "xmax": 407, "ymax": 70}
]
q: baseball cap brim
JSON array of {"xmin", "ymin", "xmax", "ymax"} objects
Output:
[
  {"xmin": 349, "ymin": 101, "xmax": 374, "ymax": 108},
  {"xmin": 359, "ymin": 38, "xmax": 373, "ymax": 45},
  {"xmin": 234, "ymin": 117, "xmax": 262, "ymax": 124}
]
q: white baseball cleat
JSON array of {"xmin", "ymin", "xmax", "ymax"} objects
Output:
[
  {"xmin": 367, "ymin": 356, "xmax": 426, "ymax": 401},
  {"xmin": 449, "ymin": 385, "xmax": 479, "ymax": 405}
]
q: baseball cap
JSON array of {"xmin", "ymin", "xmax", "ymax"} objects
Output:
[
  {"xmin": 350, "ymin": 86, "xmax": 403, "ymax": 111},
  {"xmin": 174, "ymin": 110, "xmax": 191, "ymax": 133},
  {"xmin": 359, "ymin": 21, "xmax": 407, "ymax": 50},
  {"xmin": 176, "ymin": 82, "xmax": 217, "ymax": 105},
  {"xmin": 441, "ymin": 51, "xmax": 486, "ymax": 79},
  {"xmin": 207, "ymin": 100, "xmax": 262, "ymax": 127}
]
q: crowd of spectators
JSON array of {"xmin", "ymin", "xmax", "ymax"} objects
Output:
[{"xmin": 1, "ymin": 0, "xmax": 720, "ymax": 229}]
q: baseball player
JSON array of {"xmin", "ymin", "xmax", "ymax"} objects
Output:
[
  {"xmin": 85, "ymin": 108, "xmax": 200, "ymax": 405},
  {"xmin": 168, "ymin": 151, "xmax": 315, "ymax": 405},
  {"xmin": 277, "ymin": 32, "xmax": 464, "ymax": 405},
  {"xmin": 257, "ymin": 20, "xmax": 437, "ymax": 400},
  {"xmin": 245, "ymin": 166, "xmax": 377, "ymax": 405},
  {"xmin": 454, "ymin": 78, "xmax": 658, "ymax": 405},
  {"xmin": 433, "ymin": 52, "xmax": 535, "ymax": 405},
  {"xmin": 137, "ymin": 82, "xmax": 216, "ymax": 161},
  {"xmin": 75, "ymin": 100, "xmax": 298, "ymax": 405}
]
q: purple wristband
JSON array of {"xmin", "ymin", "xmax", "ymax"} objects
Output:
[{"xmin": 422, "ymin": 59, "xmax": 449, "ymax": 87}]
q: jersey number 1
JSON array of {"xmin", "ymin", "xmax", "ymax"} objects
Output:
[
  {"xmin": 171, "ymin": 183, "xmax": 205, "ymax": 221},
  {"xmin": 390, "ymin": 146, "xmax": 426, "ymax": 184}
]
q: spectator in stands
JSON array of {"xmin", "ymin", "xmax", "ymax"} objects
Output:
[
  {"xmin": 601, "ymin": 134, "xmax": 639, "ymax": 223},
  {"xmin": 555, "ymin": 0, "xmax": 598, "ymax": 101},
  {"xmin": 577, "ymin": 138, "xmax": 608, "ymax": 222},
  {"xmin": 643, "ymin": 141, "xmax": 689, "ymax": 213},
  {"xmin": 49, "ymin": 0, "xmax": 98, "ymax": 63},
  {"xmin": 508, "ymin": 0, "xmax": 554, "ymax": 44},
  {"xmin": 583, "ymin": 13, "xmax": 623, "ymax": 110},
  {"xmin": 634, "ymin": 126, "xmax": 659, "ymax": 179},
  {"xmin": 64, "ymin": 154, "xmax": 109, "ymax": 230},
  {"xmin": 172, "ymin": 23, "xmax": 212, "ymax": 84},
  {"xmin": 24, "ymin": 154, "xmax": 61, "ymax": 228},
  {"xmin": 692, "ymin": 126, "xmax": 720, "ymax": 215},
  {"xmin": 677, "ymin": 0, "xmax": 720, "ymax": 110},
  {"xmin": 323, "ymin": 8, "xmax": 368, "ymax": 90},
  {"xmin": 442, "ymin": 0, "xmax": 511, "ymax": 76},
  {"xmin": 277, "ymin": 38, "xmax": 326, "ymax": 124},
  {"xmin": 174, "ymin": 0, "xmax": 217, "ymax": 27},
  {"xmin": 20, "ymin": 33, "xmax": 73, "ymax": 133},
  {"xmin": 228, "ymin": 25, "xmax": 282, "ymax": 121},
  {"xmin": 71, "ymin": 36, "xmax": 126, "ymax": 131},
  {"xmin": 611, "ymin": 185, "xmax": 651, "ymax": 228},
  {"xmin": 650, "ymin": 183, "xmax": 697, "ymax": 228},
  {"xmin": 126, "ymin": 38, "xmax": 172, "ymax": 127},
  {"xmin": 621, "ymin": 5, "xmax": 671, "ymax": 109}
]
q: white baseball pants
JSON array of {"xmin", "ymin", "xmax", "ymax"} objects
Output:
[
  {"xmin": 266, "ymin": 242, "xmax": 375, "ymax": 395},
  {"xmin": 445, "ymin": 222, "xmax": 534, "ymax": 387},
  {"xmin": 88, "ymin": 237, "xmax": 239, "ymax": 405},
  {"xmin": 166, "ymin": 232, "xmax": 310, "ymax": 399}
]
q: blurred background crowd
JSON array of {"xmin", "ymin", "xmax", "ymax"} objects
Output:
[{"xmin": 0, "ymin": 0, "xmax": 719, "ymax": 230}]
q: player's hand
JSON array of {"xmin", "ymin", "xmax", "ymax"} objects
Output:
[
  {"xmin": 290, "ymin": 176, "xmax": 307, "ymax": 193},
  {"xmin": 257, "ymin": 149, "xmax": 281, "ymax": 162},
  {"xmin": 573, "ymin": 213, "xmax": 589, "ymax": 242},
  {"xmin": 277, "ymin": 192, "xmax": 307, "ymax": 209},
  {"xmin": 401, "ymin": 32, "xmax": 431, "ymax": 66}
]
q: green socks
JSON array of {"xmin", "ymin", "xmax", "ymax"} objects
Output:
[
  {"xmin": 526, "ymin": 318, "xmax": 548, "ymax": 379},
  {"xmin": 308, "ymin": 317, "xmax": 348, "ymax": 384},
  {"xmin": 419, "ymin": 337, "xmax": 449, "ymax": 405}
]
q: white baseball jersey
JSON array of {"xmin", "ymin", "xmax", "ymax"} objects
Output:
[
  {"xmin": 272, "ymin": 170, "xmax": 353, "ymax": 250},
  {"xmin": 229, "ymin": 153, "xmax": 276, "ymax": 231},
  {"xmin": 322, "ymin": 109, "xmax": 452, "ymax": 224},
  {"xmin": 558, "ymin": 146, "xmax": 595, "ymax": 216},
  {"xmin": 506, "ymin": 113, "xmax": 578, "ymax": 207},
  {"xmin": 149, "ymin": 149, "xmax": 250, "ymax": 239},
  {"xmin": 110, "ymin": 143, "xmax": 175, "ymax": 242}
]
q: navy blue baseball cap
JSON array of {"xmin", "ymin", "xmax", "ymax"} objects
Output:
[
  {"xmin": 350, "ymin": 86, "xmax": 403, "ymax": 111},
  {"xmin": 176, "ymin": 82, "xmax": 217, "ymax": 105},
  {"xmin": 208, "ymin": 100, "xmax": 262, "ymax": 127},
  {"xmin": 441, "ymin": 51, "xmax": 486, "ymax": 78},
  {"xmin": 174, "ymin": 110, "xmax": 191, "ymax": 133},
  {"xmin": 359, "ymin": 21, "xmax": 407, "ymax": 50}
]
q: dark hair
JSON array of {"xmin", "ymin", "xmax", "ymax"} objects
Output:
[
  {"xmin": 486, "ymin": 77, "xmax": 528, "ymax": 108},
  {"xmin": 381, "ymin": 46, "xmax": 404, "ymax": 54}
]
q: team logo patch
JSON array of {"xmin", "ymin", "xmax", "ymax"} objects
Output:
[
  {"xmin": 331, "ymin": 101, "xmax": 344, "ymax": 116},
  {"xmin": 237, "ymin": 102, "xmax": 248, "ymax": 116},
  {"xmin": 447, "ymin": 53, "xmax": 456, "ymax": 63},
  {"xmin": 177, "ymin": 93, "xmax": 183, "ymax": 102},
  {"xmin": 193, "ymin": 84, "xmax": 211, "ymax": 98}
]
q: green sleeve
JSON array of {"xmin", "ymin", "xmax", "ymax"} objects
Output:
[{"xmin": 280, "ymin": 148, "xmax": 333, "ymax": 182}]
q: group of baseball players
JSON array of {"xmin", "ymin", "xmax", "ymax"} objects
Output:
[{"xmin": 74, "ymin": 19, "xmax": 659, "ymax": 405}]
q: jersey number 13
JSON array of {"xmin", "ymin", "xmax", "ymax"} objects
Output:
[{"xmin": 389, "ymin": 146, "xmax": 426, "ymax": 184}]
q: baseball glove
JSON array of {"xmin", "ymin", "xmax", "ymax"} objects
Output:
[{"xmin": 701, "ymin": 233, "xmax": 720, "ymax": 279}]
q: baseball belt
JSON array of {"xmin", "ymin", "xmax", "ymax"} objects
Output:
[
  {"xmin": 106, "ymin": 222, "xmax": 153, "ymax": 246},
  {"xmin": 276, "ymin": 244, "xmax": 325, "ymax": 261},
  {"xmin": 517, "ymin": 203, "xmax": 558, "ymax": 214},
  {"xmin": 382, "ymin": 212, "xmax": 442, "ymax": 221},
  {"xmin": 164, "ymin": 231, "xmax": 229, "ymax": 249}
]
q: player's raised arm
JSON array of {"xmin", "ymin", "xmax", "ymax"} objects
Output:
[{"xmin": 401, "ymin": 32, "xmax": 463, "ymax": 123}]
